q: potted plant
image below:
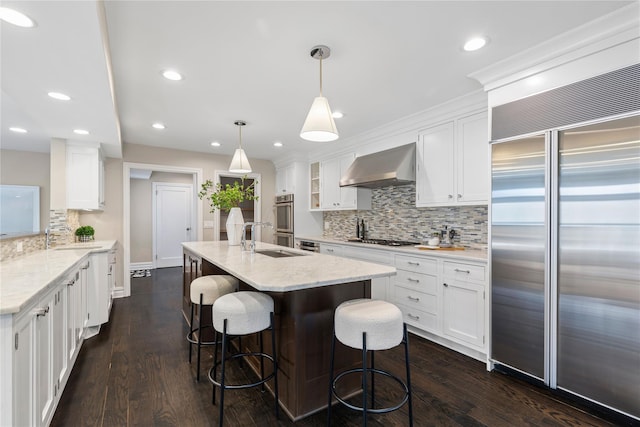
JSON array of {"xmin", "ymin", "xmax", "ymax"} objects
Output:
[
  {"xmin": 75, "ymin": 225, "xmax": 95, "ymax": 243},
  {"xmin": 198, "ymin": 177, "xmax": 258, "ymax": 246}
]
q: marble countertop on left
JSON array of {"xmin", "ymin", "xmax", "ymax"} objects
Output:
[{"xmin": 0, "ymin": 240, "xmax": 116, "ymax": 315}]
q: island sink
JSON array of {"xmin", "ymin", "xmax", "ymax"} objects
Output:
[{"xmin": 255, "ymin": 249, "xmax": 305, "ymax": 258}]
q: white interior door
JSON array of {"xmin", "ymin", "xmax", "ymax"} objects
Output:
[{"xmin": 153, "ymin": 183, "xmax": 193, "ymax": 268}]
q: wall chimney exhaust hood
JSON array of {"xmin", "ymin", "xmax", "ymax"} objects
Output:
[{"xmin": 339, "ymin": 143, "xmax": 415, "ymax": 188}]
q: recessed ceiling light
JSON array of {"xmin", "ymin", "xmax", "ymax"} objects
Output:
[
  {"xmin": 0, "ymin": 7, "xmax": 35, "ymax": 28},
  {"xmin": 273, "ymin": 142, "xmax": 283, "ymax": 148},
  {"xmin": 152, "ymin": 123, "xmax": 165, "ymax": 130},
  {"xmin": 211, "ymin": 141, "xmax": 221, "ymax": 147},
  {"xmin": 74, "ymin": 129, "xmax": 89, "ymax": 135},
  {"xmin": 9, "ymin": 127, "xmax": 27, "ymax": 133},
  {"xmin": 162, "ymin": 70, "xmax": 183, "ymax": 81},
  {"xmin": 48, "ymin": 92, "xmax": 71, "ymax": 101},
  {"xmin": 463, "ymin": 37, "xmax": 488, "ymax": 52},
  {"xmin": 332, "ymin": 111, "xmax": 344, "ymax": 119}
]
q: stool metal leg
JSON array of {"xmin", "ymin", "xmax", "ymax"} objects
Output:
[
  {"xmin": 188, "ymin": 301, "xmax": 195, "ymax": 364},
  {"xmin": 259, "ymin": 330, "xmax": 265, "ymax": 392},
  {"xmin": 370, "ymin": 349, "xmax": 375, "ymax": 409},
  {"xmin": 362, "ymin": 331, "xmax": 368, "ymax": 427},
  {"xmin": 326, "ymin": 326, "xmax": 337, "ymax": 427},
  {"xmin": 271, "ymin": 312, "xmax": 279, "ymax": 420},
  {"xmin": 218, "ymin": 319, "xmax": 228, "ymax": 427},
  {"xmin": 212, "ymin": 329, "xmax": 219, "ymax": 404},
  {"xmin": 196, "ymin": 293, "xmax": 204, "ymax": 381},
  {"xmin": 403, "ymin": 323, "xmax": 413, "ymax": 427}
]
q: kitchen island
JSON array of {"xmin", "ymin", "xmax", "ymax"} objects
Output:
[{"xmin": 181, "ymin": 240, "xmax": 397, "ymax": 421}]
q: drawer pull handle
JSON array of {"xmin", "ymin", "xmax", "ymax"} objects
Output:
[
  {"xmin": 67, "ymin": 279, "xmax": 75, "ymax": 287},
  {"xmin": 407, "ymin": 261, "xmax": 420, "ymax": 266},
  {"xmin": 443, "ymin": 283, "xmax": 449, "ymax": 287},
  {"xmin": 35, "ymin": 306, "xmax": 49, "ymax": 317},
  {"xmin": 454, "ymin": 269, "xmax": 471, "ymax": 274},
  {"xmin": 326, "ymin": 248, "xmax": 334, "ymax": 252},
  {"xmin": 407, "ymin": 313, "xmax": 420, "ymax": 320},
  {"xmin": 407, "ymin": 296, "xmax": 420, "ymax": 302},
  {"xmin": 407, "ymin": 277, "xmax": 420, "ymax": 283}
]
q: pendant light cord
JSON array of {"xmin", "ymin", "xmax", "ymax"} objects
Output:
[
  {"xmin": 238, "ymin": 124, "xmax": 243, "ymax": 149},
  {"xmin": 319, "ymin": 52, "xmax": 323, "ymax": 96}
]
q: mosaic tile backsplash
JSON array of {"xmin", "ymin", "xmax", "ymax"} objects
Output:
[
  {"xmin": 0, "ymin": 209, "xmax": 80, "ymax": 261},
  {"xmin": 323, "ymin": 184, "xmax": 488, "ymax": 250}
]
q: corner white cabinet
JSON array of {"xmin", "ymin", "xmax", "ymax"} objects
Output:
[
  {"xmin": 416, "ymin": 111, "xmax": 488, "ymax": 207},
  {"xmin": 311, "ymin": 154, "xmax": 371, "ymax": 211},
  {"xmin": 67, "ymin": 143, "xmax": 105, "ymax": 210},
  {"xmin": 87, "ymin": 250, "xmax": 115, "ymax": 329}
]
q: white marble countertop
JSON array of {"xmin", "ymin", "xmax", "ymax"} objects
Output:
[
  {"xmin": 0, "ymin": 240, "xmax": 116, "ymax": 315},
  {"xmin": 182, "ymin": 240, "xmax": 397, "ymax": 292},
  {"xmin": 295, "ymin": 235, "xmax": 488, "ymax": 263}
]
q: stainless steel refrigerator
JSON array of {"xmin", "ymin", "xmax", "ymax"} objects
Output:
[{"xmin": 491, "ymin": 115, "xmax": 640, "ymax": 420}]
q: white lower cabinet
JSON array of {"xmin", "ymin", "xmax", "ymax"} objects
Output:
[
  {"xmin": 441, "ymin": 261, "xmax": 486, "ymax": 349},
  {"xmin": 393, "ymin": 254, "xmax": 439, "ymax": 334},
  {"xmin": 316, "ymin": 239, "xmax": 488, "ymax": 359},
  {"xmin": 3, "ymin": 267, "xmax": 88, "ymax": 427},
  {"xmin": 88, "ymin": 251, "xmax": 113, "ymax": 328}
]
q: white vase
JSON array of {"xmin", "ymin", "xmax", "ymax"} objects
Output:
[{"xmin": 226, "ymin": 207, "xmax": 245, "ymax": 246}]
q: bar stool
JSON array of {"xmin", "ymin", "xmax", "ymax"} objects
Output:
[
  {"xmin": 327, "ymin": 299, "xmax": 413, "ymax": 427},
  {"xmin": 208, "ymin": 291, "xmax": 279, "ymax": 427},
  {"xmin": 187, "ymin": 275, "xmax": 238, "ymax": 381}
]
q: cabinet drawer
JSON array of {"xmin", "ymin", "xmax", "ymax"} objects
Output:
[
  {"xmin": 395, "ymin": 270, "xmax": 437, "ymax": 293},
  {"xmin": 395, "ymin": 302, "xmax": 437, "ymax": 333},
  {"xmin": 442, "ymin": 261, "xmax": 486, "ymax": 282},
  {"xmin": 394, "ymin": 254, "xmax": 437, "ymax": 275},
  {"xmin": 393, "ymin": 286, "xmax": 437, "ymax": 315}
]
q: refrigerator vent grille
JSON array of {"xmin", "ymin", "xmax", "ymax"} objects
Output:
[{"xmin": 491, "ymin": 63, "xmax": 640, "ymax": 140}]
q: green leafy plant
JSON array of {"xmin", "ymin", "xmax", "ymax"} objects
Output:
[
  {"xmin": 74, "ymin": 225, "xmax": 95, "ymax": 236},
  {"xmin": 198, "ymin": 177, "xmax": 258, "ymax": 213}
]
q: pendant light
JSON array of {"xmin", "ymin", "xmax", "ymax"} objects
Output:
[
  {"xmin": 228, "ymin": 120, "xmax": 252, "ymax": 173},
  {"xmin": 300, "ymin": 45, "xmax": 339, "ymax": 142}
]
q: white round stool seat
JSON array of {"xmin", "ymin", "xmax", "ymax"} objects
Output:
[
  {"xmin": 190, "ymin": 275, "xmax": 238, "ymax": 305},
  {"xmin": 213, "ymin": 291, "xmax": 274, "ymax": 335},
  {"xmin": 335, "ymin": 299, "xmax": 403, "ymax": 351}
]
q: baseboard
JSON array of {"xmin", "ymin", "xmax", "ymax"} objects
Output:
[
  {"xmin": 407, "ymin": 325, "xmax": 487, "ymax": 363},
  {"xmin": 112, "ymin": 287, "xmax": 126, "ymax": 299},
  {"xmin": 130, "ymin": 261, "xmax": 153, "ymax": 271}
]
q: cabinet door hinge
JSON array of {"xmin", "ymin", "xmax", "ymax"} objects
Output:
[{"xmin": 14, "ymin": 333, "xmax": 18, "ymax": 350}]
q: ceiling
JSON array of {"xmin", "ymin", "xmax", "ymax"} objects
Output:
[{"xmin": 1, "ymin": 1, "xmax": 634, "ymax": 162}]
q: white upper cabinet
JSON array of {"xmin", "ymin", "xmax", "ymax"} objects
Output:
[
  {"xmin": 313, "ymin": 153, "xmax": 371, "ymax": 211},
  {"xmin": 456, "ymin": 112, "xmax": 489, "ymax": 204},
  {"xmin": 66, "ymin": 143, "xmax": 105, "ymax": 210},
  {"xmin": 416, "ymin": 111, "xmax": 488, "ymax": 207},
  {"xmin": 275, "ymin": 164, "xmax": 296, "ymax": 195}
]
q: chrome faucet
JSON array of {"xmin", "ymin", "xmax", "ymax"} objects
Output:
[{"xmin": 241, "ymin": 222, "xmax": 273, "ymax": 253}]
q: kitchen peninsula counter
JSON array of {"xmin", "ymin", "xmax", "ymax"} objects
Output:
[
  {"xmin": 0, "ymin": 240, "xmax": 116, "ymax": 315},
  {"xmin": 181, "ymin": 240, "xmax": 397, "ymax": 421}
]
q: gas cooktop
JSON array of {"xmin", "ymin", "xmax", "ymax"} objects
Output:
[{"xmin": 347, "ymin": 238, "xmax": 419, "ymax": 247}]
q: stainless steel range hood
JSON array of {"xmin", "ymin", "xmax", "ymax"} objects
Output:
[{"xmin": 339, "ymin": 143, "xmax": 415, "ymax": 188}]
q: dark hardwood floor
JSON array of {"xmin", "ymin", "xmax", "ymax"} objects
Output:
[{"xmin": 51, "ymin": 267, "xmax": 617, "ymax": 427}]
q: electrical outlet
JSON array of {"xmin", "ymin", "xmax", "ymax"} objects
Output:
[{"xmin": 16, "ymin": 241, "xmax": 23, "ymax": 252}]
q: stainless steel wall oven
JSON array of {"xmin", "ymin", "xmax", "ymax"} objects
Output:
[{"xmin": 274, "ymin": 194, "xmax": 294, "ymax": 247}]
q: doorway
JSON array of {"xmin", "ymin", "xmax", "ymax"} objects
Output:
[
  {"xmin": 123, "ymin": 162, "xmax": 203, "ymax": 298},
  {"xmin": 153, "ymin": 182, "xmax": 194, "ymax": 268}
]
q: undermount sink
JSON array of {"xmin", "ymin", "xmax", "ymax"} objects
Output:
[
  {"xmin": 255, "ymin": 249, "xmax": 306, "ymax": 258},
  {"xmin": 54, "ymin": 245, "xmax": 102, "ymax": 250}
]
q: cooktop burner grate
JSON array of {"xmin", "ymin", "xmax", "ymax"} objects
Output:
[{"xmin": 355, "ymin": 239, "xmax": 419, "ymax": 247}]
